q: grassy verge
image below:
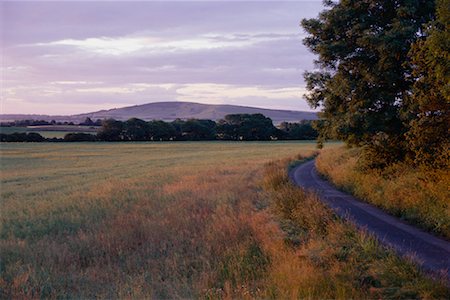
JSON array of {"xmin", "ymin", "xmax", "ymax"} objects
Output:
[
  {"xmin": 315, "ymin": 147, "xmax": 450, "ymax": 239},
  {"xmin": 262, "ymin": 157, "xmax": 448, "ymax": 298}
]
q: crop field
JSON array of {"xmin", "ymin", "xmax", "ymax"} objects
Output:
[{"xmin": 0, "ymin": 142, "xmax": 447, "ymax": 298}]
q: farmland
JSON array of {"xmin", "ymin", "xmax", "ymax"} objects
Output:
[{"xmin": 0, "ymin": 142, "xmax": 447, "ymax": 298}]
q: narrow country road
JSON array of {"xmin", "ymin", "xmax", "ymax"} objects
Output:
[{"xmin": 290, "ymin": 159, "xmax": 450, "ymax": 279}]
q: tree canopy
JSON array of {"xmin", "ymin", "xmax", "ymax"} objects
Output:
[
  {"xmin": 405, "ymin": 0, "xmax": 449, "ymax": 168},
  {"xmin": 302, "ymin": 0, "xmax": 441, "ymax": 167}
]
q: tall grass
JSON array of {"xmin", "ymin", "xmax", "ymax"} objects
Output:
[
  {"xmin": 316, "ymin": 147, "xmax": 450, "ymax": 239},
  {"xmin": 0, "ymin": 142, "xmax": 316, "ymax": 298},
  {"xmin": 262, "ymin": 157, "xmax": 448, "ymax": 298},
  {"xmin": 0, "ymin": 142, "xmax": 447, "ymax": 298}
]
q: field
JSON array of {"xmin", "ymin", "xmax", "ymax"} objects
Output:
[
  {"xmin": 0, "ymin": 142, "xmax": 447, "ymax": 298},
  {"xmin": 0, "ymin": 126, "xmax": 97, "ymax": 138}
]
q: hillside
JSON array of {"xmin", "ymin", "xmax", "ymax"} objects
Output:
[{"xmin": 0, "ymin": 102, "xmax": 317, "ymax": 124}]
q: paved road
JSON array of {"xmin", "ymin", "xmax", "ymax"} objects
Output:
[{"xmin": 290, "ymin": 159, "xmax": 450, "ymax": 279}]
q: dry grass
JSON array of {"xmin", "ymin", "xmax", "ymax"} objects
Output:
[
  {"xmin": 262, "ymin": 157, "xmax": 449, "ymax": 299},
  {"xmin": 0, "ymin": 142, "xmax": 447, "ymax": 298},
  {"xmin": 0, "ymin": 142, "xmax": 316, "ymax": 298},
  {"xmin": 316, "ymin": 146, "xmax": 450, "ymax": 239}
]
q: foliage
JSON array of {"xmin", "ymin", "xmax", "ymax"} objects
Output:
[
  {"xmin": 147, "ymin": 120, "xmax": 177, "ymax": 141},
  {"xmin": 278, "ymin": 120, "xmax": 318, "ymax": 140},
  {"xmin": 123, "ymin": 118, "xmax": 150, "ymax": 141},
  {"xmin": 405, "ymin": 0, "xmax": 450, "ymax": 169},
  {"xmin": 64, "ymin": 133, "xmax": 97, "ymax": 142},
  {"xmin": 97, "ymin": 119, "xmax": 124, "ymax": 141},
  {"xmin": 0, "ymin": 132, "xmax": 45, "ymax": 142},
  {"xmin": 179, "ymin": 119, "xmax": 217, "ymax": 140},
  {"xmin": 217, "ymin": 113, "xmax": 278, "ymax": 140},
  {"xmin": 301, "ymin": 0, "xmax": 436, "ymax": 167}
]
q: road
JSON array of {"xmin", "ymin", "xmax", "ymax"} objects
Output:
[{"xmin": 290, "ymin": 159, "xmax": 450, "ymax": 279}]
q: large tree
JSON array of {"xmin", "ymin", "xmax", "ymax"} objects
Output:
[
  {"xmin": 302, "ymin": 0, "xmax": 435, "ymax": 166},
  {"xmin": 405, "ymin": 0, "xmax": 449, "ymax": 169}
]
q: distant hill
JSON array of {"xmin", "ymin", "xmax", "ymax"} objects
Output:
[{"xmin": 0, "ymin": 102, "xmax": 317, "ymax": 124}]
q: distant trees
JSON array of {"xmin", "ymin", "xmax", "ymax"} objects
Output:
[
  {"xmin": 0, "ymin": 132, "xmax": 45, "ymax": 142},
  {"xmin": 1, "ymin": 114, "xmax": 319, "ymax": 142},
  {"xmin": 79, "ymin": 117, "xmax": 95, "ymax": 126},
  {"xmin": 97, "ymin": 119, "xmax": 124, "ymax": 141},
  {"xmin": 64, "ymin": 133, "xmax": 97, "ymax": 142},
  {"xmin": 301, "ymin": 0, "xmax": 443, "ymax": 168},
  {"xmin": 217, "ymin": 114, "xmax": 278, "ymax": 140},
  {"xmin": 93, "ymin": 115, "xmax": 316, "ymax": 142},
  {"xmin": 278, "ymin": 121, "xmax": 318, "ymax": 140},
  {"xmin": 123, "ymin": 118, "xmax": 150, "ymax": 141},
  {"xmin": 147, "ymin": 120, "xmax": 177, "ymax": 141},
  {"xmin": 180, "ymin": 119, "xmax": 217, "ymax": 140}
]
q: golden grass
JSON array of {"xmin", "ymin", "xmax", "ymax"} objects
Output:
[
  {"xmin": 0, "ymin": 142, "xmax": 316, "ymax": 298},
  {"xmin": 316, "ymin": 146, "xmax": 450, "ymax": 239},
  {"xmin": 0, "ymin": 142, "xmax": 447, "ymax": 298},
  {"xmin": 262, "ymin": 157, "xmax": 448, "ymax": 299}
]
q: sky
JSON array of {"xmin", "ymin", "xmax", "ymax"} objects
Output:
[{"xmin": 1, "ymin": 1, "xmax": 324, "ymax": 115}]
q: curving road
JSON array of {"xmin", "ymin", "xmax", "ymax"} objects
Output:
[{"xmin": 290, "ymin": 159, "xmax": 450, "ymax": 279}]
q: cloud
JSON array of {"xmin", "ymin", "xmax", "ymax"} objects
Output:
[{"xmin": 2, "ymin": 1, "xmax": 324, "ymax": 114}]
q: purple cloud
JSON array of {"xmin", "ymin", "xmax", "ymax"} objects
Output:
[{"xmin": 1, "ymin": 1, "xmax": 324, "ymax": 114}]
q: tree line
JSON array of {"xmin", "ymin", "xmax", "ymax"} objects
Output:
[
  {"xmin": 302, "ymin": 0, "xmax": 449, "ymax": 169},
  {"xmin": 0, "ymin": 118, "xmax": 102, "ymax": 127},
  {"xmin": 0, "ymin": 114, "xmax": 318, "ymax": 142}
]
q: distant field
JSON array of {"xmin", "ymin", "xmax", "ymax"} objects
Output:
[{"xmin": 0, "ymin": 126, "xmax": 97, "ymax": 138}]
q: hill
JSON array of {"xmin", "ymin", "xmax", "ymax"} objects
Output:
[{"xmin": 0, "ymin": 102, "xmax": 317, "ymax": 124}]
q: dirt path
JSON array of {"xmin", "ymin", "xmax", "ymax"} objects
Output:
[{"xmin": 290, "ymin": 159, "xmax": 450, "ymax": 279}]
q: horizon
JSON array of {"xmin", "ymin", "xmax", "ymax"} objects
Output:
[{"xmin": 1, "ymin": 1, "xmax": 324, "ymax": 115}]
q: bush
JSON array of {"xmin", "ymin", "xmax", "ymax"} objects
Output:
[
  {"xmin": 0, "ymin": 132, "xmax": 45, "ymax": 142},
  {"xmin": 63, "ymin": 133, "xmax": 97, "ymax": 142}
]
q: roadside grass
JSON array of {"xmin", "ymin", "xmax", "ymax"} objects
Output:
[
  {"xmin": 1, "ymin": 142, "xmax": 447, "ymax": 298},
  {"xmin": 316, "ymin": 147, "xmax": 450, "ymax": 239},
  {"xmin": 262, "ymin": 158, "xmax": 449, "ymax": 298}
]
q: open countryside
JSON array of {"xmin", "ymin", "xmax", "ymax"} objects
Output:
[
  {"xmin": 1, "ymin": 142, "xmax": 448, "ymax": 298},
  {"xmin": 1, "ymin": 0, "xmax": 449, "ymax": 299}
]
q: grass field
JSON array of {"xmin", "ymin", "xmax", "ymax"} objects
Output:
[{"xmin": 0, "ymin": 142, "xmax": 447, "ymax": 298}]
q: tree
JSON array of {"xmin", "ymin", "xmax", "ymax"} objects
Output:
[
  {"xmin": 97, "ymin": 119, "xmax": 124, "ymax": 141},
  {"xmin": 148, "ymin": 120, "xmax": 177, "ymax": 141},
  {"xmin": 302, "ymin": 0, "xmax": 436, "ymax": 166},
  {"xmin": 218, "ymin": 114, "xmax": 277, "ymax": 140},
  {"xmin": 405, "ymin": 0, "xmax": 449, "ymax": 168},
  {"xmin": 64, "ymin": 133, "xmax": 97, "ymax": 142},
  {"xmin": 123, "ymin": 118, "xmax": 150, "ymax": 141},
  {"xmin": 180, "ymin": 119, "xmax": 216, "ymax": 140},
  {"xmin": 278, "ymin": 121, "xmax": 318, "ymax": 140}
]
